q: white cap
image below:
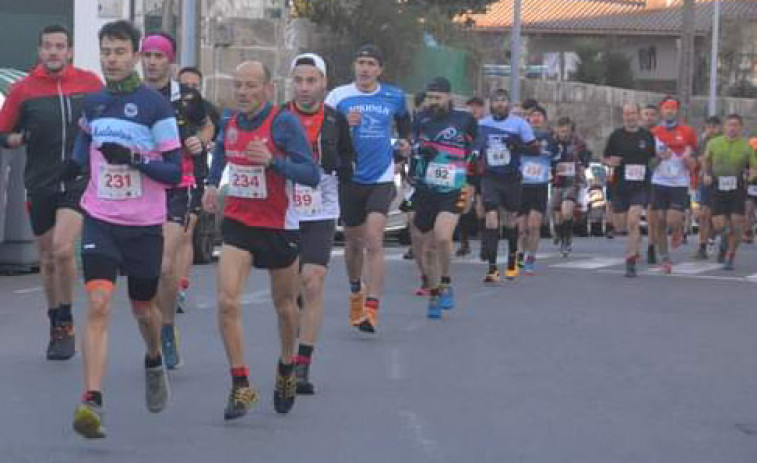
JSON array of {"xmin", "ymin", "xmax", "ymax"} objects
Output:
[{"xmin": 290, "ymin": 53, "xmax": 327, "ymax": 77}]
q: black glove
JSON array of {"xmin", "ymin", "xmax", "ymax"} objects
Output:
[
  {"xmin": 99, "ymin": 142, "xmax": 133, "ymax": 165},
  {"xmin": 418, "ymin": 145, "xmax": 438, "ymax": 161},
  {"xmin": 59, "ymin": 159, "xmax": 81, "ymax": 182}
]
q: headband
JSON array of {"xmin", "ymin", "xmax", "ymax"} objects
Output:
[
  {"xmin": 660, "ymin": 100, "xmax": 679, "ymax": 111},
  {"xmin": 141, "ymin": 35, "xmax": 175, "ymax": 63}
]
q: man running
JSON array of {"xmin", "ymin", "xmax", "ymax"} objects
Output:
[
  {"xmin": 551, "ymin": 117, "xmax": 589, "ymax": 257},
  {"xmin": 0, "ymin": 25, "xmax": 101, "ymax": 360},
  {"xmin": 517, "ymin": 105, "xmax": 555, "ymax": 275},
  {"xmin": 325, "ymin": 45, "xmax": 411, "ymax": 333},
  {"xmin": 410, "ymin": 77, "xmax": 476, "ymax": 318},
  {"xmin": 693, "ymin": 116, "xmax": 721, "ymax": 259},
  {"xmin": 70, "ymin": 20, "xmax": 182, "ymax": 438},
  {"xmin": 175, "ymin": 66, "xmax": 221, "ymax": 312},
  {"xmin": 203, "ymin": 61, "xmax": 319, "ymax": 419},
  {"xmin": 477, "ymin": 89, "xmax": 537, "ymax": 282},
  {"xmin": 141, "ymin": 33, "xmax": 214, "ymax": 369},
  {"xmin": 650, "ymin": 97, "xmax": 698, "ymax": 273},
  {"xmin": 603, "ymin": 103, "xmax": 656, "ymax": 277},
  {"xmin": 702, "ymin": 114, "xmax": 756, "ymax": 270},
  {"xmin": 284, "ymin": 53, "xmax": 353, "ymax": 394},
  {"xmin": 641, "ymin": 104, "xmax": 660, "ymax": 263}
]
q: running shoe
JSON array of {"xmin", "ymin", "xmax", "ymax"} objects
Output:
[
  {"xmin": 145, "ymin": 361, "xmax": 170, "ymax": 413},
  {"xmin": 73, "ymin": 400, "xmax": 106, "ymax": 439},
  {"xmin": 176, "ymin": 289, "xmax": 187, "ymax": 314},
  {"xmin": 224, "ymin": 384, "xmax": 259, "ymax": 420},
  {"xmin": 455, "ymin": 245, "xmax": 471, "ymax": 257},
  {"xmin": 427, "ymin": 294, "xmax": 442, "ymax": 319},
  {"xmin": 560, "ymin": 240, "xmax": 571, "ymax": 258},
  {"xmin": 414, "ymin": 286, "xmax": 430, "ymax": 297},
  {"xmin": 402, "ymin": 248, "xmax": 414, "ymax": 260},
  {"xmin": 161, "ymin": 324, "xmax": 181, "ymax": 370},
  {"xmin": 357, "ymin": 307, "xmax": 378, "ymax": 333},
  {"xmin": 47, "ymin": 321, "xmax": 75, "ymax": 361},
  {"xmin": 294, "ymin": 357, "xmax": 314, "ymax": 395},
  {"xmin": 517, "ymin": 252, "xmax": 525, "ymax": 268},
  {"xmin": 717, "ymin": 238, "xmax": 727, "ymax": 264},
  {"xmin": 348, "ymin": 288, "xmax": 365, "ymax": 327},
  {"xmin": 692, "ymin": 246, "xmax": 708, "ymax": 260},
  {"xmin": 523, "ymin": 255, "xmax": 535, "ymax": 276},
  {"xmin": 484, "ymin": 268, "xmax": 500, "ymax": 283},
  {"xmin": 438, "ymin": 284, "xmax": 455, "ymax": 311},
  {"xmin": 505, "ymin": 257, "xmax": 519, "ymax": 280},
  {"xmin": 274, "ymin": 363, "xmax": 297, "ymax": 414},
  {"xmin": 660, "ymin": 259, "xmax": 673, "ymax": 274},
  {"xmin": 625, "ymin": 257, "xmax": 637, "ymax": 278}
]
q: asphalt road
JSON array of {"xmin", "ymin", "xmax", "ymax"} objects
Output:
[{"xmin": 2, "ymin": 236, "xmax": 757, "ymax": 462}]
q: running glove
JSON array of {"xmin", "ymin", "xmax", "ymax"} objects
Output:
[{"xmin": 99, "ymin": 142, "xmax": 134, "ymax": 165}]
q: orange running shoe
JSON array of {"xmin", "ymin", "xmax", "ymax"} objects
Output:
[
  {"xmin": 358, "ymin": 307, "xmax": 378, "ymax": 333},
  {"xmin": 348, "ymin": 290, "xmax": 365, "ymax": 327}
]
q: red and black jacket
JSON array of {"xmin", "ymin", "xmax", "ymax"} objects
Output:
[{"xmin": 0, "ymin": 65, "xmax": 102, "ymax": 194}]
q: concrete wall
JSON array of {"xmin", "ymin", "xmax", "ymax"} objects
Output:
[{"xmin": 74, "ymin": 0, "xmax": 134, "ymax": 76}]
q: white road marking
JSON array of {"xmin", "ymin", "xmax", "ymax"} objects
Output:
[
  {"xmin": 13, "ymin": 286, "xmax": 43, "ymax": 294},
  {"xmin": 551, "ymin": 257, "xmax": 625, "ymax": 269},
  {"xmin": 399, "ymin": 410, "xmax": 444, "ymax": 461},
  {"xmin": 647, "ymin": 262, "xmax": 723, "ymax": 275},
  {"xmin": 598, "ymin": 269, "xmax": 749, "ymax": 283},
  {"xmin": 386, "ymin": 347, "xmax": 404, "ymax": 380}
]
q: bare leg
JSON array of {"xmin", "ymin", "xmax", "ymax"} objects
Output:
[
  {"xmin": 52, "ymin": 209, "xmax": 82, "ymax": 308},
  {"xmin": 364, "ymin": 212, "xmax": 388, "ymax": 299},
  {"xmin": 270, "ymin": 261, "xmax": 300, "ymax": 364},
  {"xmin": 216, "ymin": 245, "xmax": 252, "ymax": 368}
]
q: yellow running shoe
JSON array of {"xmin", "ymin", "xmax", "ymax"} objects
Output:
[{"xmin": 73, "ymin": 401, "xmax": 106, "ymax": 439}]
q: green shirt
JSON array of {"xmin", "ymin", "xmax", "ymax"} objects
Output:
[{"xmin": 704, "ymin": 135, "xmax": 757, "ymax": 177}]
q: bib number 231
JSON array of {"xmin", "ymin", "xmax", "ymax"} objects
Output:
[{"xmin": 97, "ymin": 164, "xmax": 142, "ymax": 200}]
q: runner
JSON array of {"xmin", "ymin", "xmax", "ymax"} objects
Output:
[
  {"xmin": 693, "ymin": 116, "xmax": 721, "ymax": 259},
  {"xmin": 284, "ymin": 53, "xmax": 354, "ymax": 394},
  {"xmin": 641, "ymin": 104, "xmax": 660, "ymax": 263},
  {"xmin": 551, "ymin": 117, "xmax": 589, "ymax": 258},
  {"xmin": 603, "ymin": 103, "xmax": 656, "ymax": 277},
  {"xmin": 203, "ymin": 61, "xmax": 319, "ymax": 419},
  {"xmin": 517, "ymin": 105, "xmax": 555, "ymax": 275},
  {"xmin": 325, "ymin": 45, "xmax": 411, "ymax": 333},
  {"xmin": 477, "ymin": 89, "xmax": 538, "ymax": 282},
  {"xmin": 70, "ymin": 20, "xmax": 182, "ymax": 438},
  {"xmin": 702, "ymin": 114, "xmax": 757, "ymax": 270},
  {"xmin": 175, "ymin": 66, "xmax": 221, "ymax": 313},
  {"xmin": 406, "ymin": 92, "xmax": 430, "ymax": 293},
  {"xmin": 409, "ymin": 77, "xmax": 476, "ymax": 318},
  {"xmin": 455, "ymin": 96, "xmax": 486, "ymax": 259},
  {"xmin": 0, "ymin": 25, "xmax": 101, "ymax": 360},
  {"xmin": 650, "ymin": 97, "xmax": 698, "ymax": 273},
  {"xmin": 140, "ymin": 33, "xmax": 214, "ymax": 369}
]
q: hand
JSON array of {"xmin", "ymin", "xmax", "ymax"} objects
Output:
[
  {"xmin": 59, "ymin": 159, "xmax": 81, "ymax": 182},
  {"xmin": 347, "ymin": 109, "xmax": 362, "ymax": 127},
  {"xmin": 202, "ymin": 186, "xmax": 220, "ymax": 213},
  {"xmin": 703, "ymin": 174, "xmax": 713, "ymax": 186},
  {"xmin": 184, "ymin": 136, "xmax": 204, "ymax": 156},
  {"xmin": 244, "ymin": 139, "xmax": 273, "ymax": 167},
  {"xmin": 99, "ymin": 142, "xmax": 133, "ymax": 165},
  {"xmin": 396, "ymin": 139, "xmax": 411, "ymax": 158}
]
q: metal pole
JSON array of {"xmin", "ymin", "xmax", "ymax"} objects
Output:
[
  {"xmin": 708, "ymin": 0, "xmax": 720, "ymax": 116},
  {"xmin": 510, "ymin": 0, "xmax": 523, "ymax": 102},
  {"xmin": 180, "ymin": 0, "xmax": 198, "ymax": 67}
]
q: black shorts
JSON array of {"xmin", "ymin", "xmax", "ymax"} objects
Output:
[
  {"xmin": 518, "ymin": 184, "xmax": 548, "ymax": 215},
  {"xmin": 166, "ymin": 187, "xmax": 191, "ymax": 225},
  {"xmin": 27, "ymin": 183, "xmax": 85, "ymax": 236},
  {"xmin": 612, "ymin": 187, "xmax": 649, "ymax": 213},
  {"xmin": 339, "ymin": 182, "xmax": 396, "ymax": 227},
  {"xmin": 698, "ymin": 184, "xmax": 715, "ymax": 208},
  {"xmin": 550, "ymin": 185, "xmax": 579, "ymax": 210},
  {"xmin": 189, "ymin": 184, "xmax": 204, "ymax": 214},
  {"xmin": 81, "ymin": 214, "xmax": 164, "ymax": 279},
  {"xmin": 413, "ymin": 188, "xmax": 467, "ymax": 233},
  {"xmin": 481, "ymin": 175, "xmax": 522, "ymax": 213},
  {"xmin": 299, "ymin": 219, "xmax": 336, "ymax": 267},
  {"xmin": 651, "ymin": 185, "xmax": 689, "ymax": 212},
  {"xmin": 221, "ymin": 218, "xmax": 299, "ymax": 269},
  {"xmin": 711, "ymin": 188, "xmax": 746, "ymax": 217}
]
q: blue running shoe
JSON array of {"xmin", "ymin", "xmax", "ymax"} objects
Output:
[
  {"xmin": 438, "ymin": 284, "xmax": 455, "ymax": 311},
  {"xmin": 427, "ymin": 295, "xmax": 442, "ymax": 319},
  {"xmin": 161, "ymin": 325, "xmax": 181, "ymax": 370}
]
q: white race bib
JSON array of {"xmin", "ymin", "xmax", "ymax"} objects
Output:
[
  {"xmin": 293, "ymin": 184, "xmax": 323, "ymax": 216},
  {"xmin": 523, "ymin": 162, "xmax": 546, "ymax": 179},
  {"xmin": 425, "ymin": 162, "xmax": 456, "ymax": 188},
  {"xmin": 228, "ymin": 164, "xmax": 267, "ymax": 199},
  {"xmin": 97, "ymin": 164, "xmax": 142, "ymax": 200},
  {"xmin": 748, "ymin": 185, "xmax": 757, "ymax": 196},
  {"xmin": 718, "ymin": 176, "xmax": 737, "ymax": 192},
  {"xmin": 659, "ymin": 161, "xmax": 682, "ymax": 178},
  {"xmin": 624, "ymin": 164, "xmax": 646, "ymax": 181},
  {"xmin": 556, "ymin": 162, "xmax": 576, "ymax": 177},
  {"xmin": 486, "ymin": 145, "xmax": 511, "ymax": 167}
]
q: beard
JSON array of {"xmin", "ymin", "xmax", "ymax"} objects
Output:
[{"xmin": 429, "ymin": 104, "xmax": 448, "ymax": 119}]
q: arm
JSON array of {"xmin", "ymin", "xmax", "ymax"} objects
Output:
[
  {"xmin": 336, "ymin": 111, "xmax": 354, "ymax": 183},
  {"xmin": 271, "ymin": 112, "xmax": 320, "ymax": 187},
  {"xmin": 0, "ymin": 82, "xmax": 25, "ymax": 148},
  {"xmin": 205, "ymin": 116, "xmax": 229, "ymax": 187},
  {"xmin": 134, "ymin": 149, "xmax": 181, "ymax": 185}
]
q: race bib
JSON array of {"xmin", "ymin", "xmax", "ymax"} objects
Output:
[
  {"xmin": 556, "ymin": 162, "xmax": 576, "ymax": 177},
  {"xmin": 486, "ymin": 145, "xmax": 511, "ymax": 167},
  {"xmin": 718, "ymin": 176, "xmax": 737, "ymax": 192},
  {"xmin": 659, "ymin": 161, "xmax": 682, "ymax": 178},
  {"xmin": 425, "ymin": 162, "xmax": 456, "ymax": 188},
  {"xmin": 624, "ymin": 164, "xmax": 646, "ymax": 181},
  {"xmin": 748, "ymin": 185, "xmax": 757, "ymax": 196},
  {"xmin": 293, "ymin": 184, "xmax": 323, "ymax": 216},
  {"xmin": 228, "ymin": 164, "xmax": 267, "ymax": 199},
  {"xmin": 97, "ymin": 164, "xmax": 142, "ymax": 200},
  {"xmin": 522, "ymin": 161, "xmax": 546, "ymax": 182}
]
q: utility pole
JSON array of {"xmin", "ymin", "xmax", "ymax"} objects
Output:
[
  {"xmin": 179, "ymin": 0, "xmax": 200, "ymax": 67},
  {"xmin": 678, "ymin": 0, "xmax": 695, "ymax": 119},
  {"xmin": 162, "ymin": 0, "xmax": 175, "ymax": 33},
  {"xmin": 510, "ymin": 0, "xmax": 523, "ymax": 103},
  {"xmin": 708, "ymin": 0, "xmax": 721, "ymax": 116}
]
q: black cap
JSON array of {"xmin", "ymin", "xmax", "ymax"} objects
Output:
[
  {"xmin": 355, "ymin": 44, "xmax": 383, "ymax": 65},
  {"xmin": 466, "ymin": 96, "xmax": 484, "ymax": 106},
  {"xmin": 522, "ymin": 98, "xmax": 539, "ymax": 111},
  {"xmin": 490, "ymin": 88, "xmax": 510, "ymax": 101},
  {"xmin": 426, "ymin": 76, "xmax": 451, "ymax": 93},
  {"xmin": 530, "ymin": 105, "xmax": 548, "ymax": 119}
]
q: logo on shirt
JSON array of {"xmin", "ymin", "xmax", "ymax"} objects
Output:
[
  {"xmin": 639, "ymin": 140, "xmax": 647, "ymax": 149},
  {"xmin": 437, "ymin": 127, "xmax": 459, "ymax": 141},
  {"xmin": 124, "ymin": 103, "xmax": 139, "ymax": 118}
]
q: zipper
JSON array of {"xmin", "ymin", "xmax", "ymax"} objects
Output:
[{"xmin": 57, "ymin": 80, "xmax": 67, "ymax": 192}]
